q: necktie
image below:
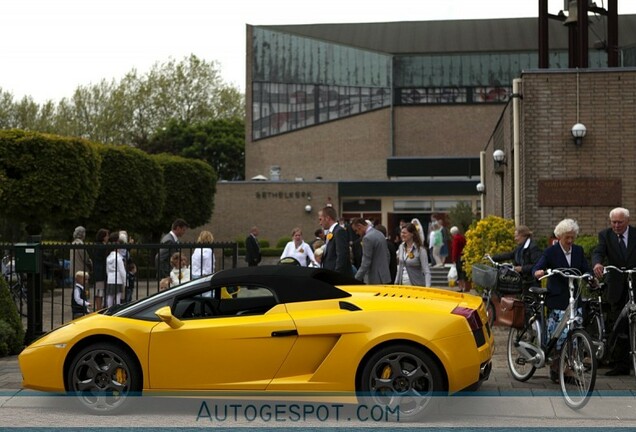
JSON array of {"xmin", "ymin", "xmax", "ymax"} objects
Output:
[{"xmin": 619, "ymin": 234, "xmax": 627, "ymax": 258}]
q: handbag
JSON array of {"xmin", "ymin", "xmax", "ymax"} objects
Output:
[
  {"xmin": 497, "ymin": 296, "xmax": 525, "ymax": 329},
  {"xmin": 447, "ymin": 264, "xmax": 458, "ymax": 282},
  {"xmin": 497, "ymin": 266, "xmax": 522, "ymax": 294}
]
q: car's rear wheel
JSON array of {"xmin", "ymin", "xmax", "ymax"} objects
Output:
[
  {"xmin": 359, "ymin": 344, "xmax": 444, "ymax": 421},
  {"xmin": 66, "ymin": 342, "xmax": 141, "ymax": 414}
]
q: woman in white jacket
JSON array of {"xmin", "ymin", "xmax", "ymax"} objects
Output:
[
  {"xmin": 105, "ymin": 238, "xmax": 127, "ymax": 307},
  {"xmin": 280, "ymin": 227, "xmax": 318, "ymax": 267},
  {"xmin": 191, "ymin": 230, "xmax": 215, "ymax": 278}
]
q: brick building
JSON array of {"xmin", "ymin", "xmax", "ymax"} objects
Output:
[
  {"xmin": 200, "ymin": 10, "xmax": 636, "ymax": 245},
  {"xmin": 485, "ymin": 69, "xmax": 636, "ymax": 238}
]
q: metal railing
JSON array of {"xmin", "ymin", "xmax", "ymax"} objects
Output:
[{"xmin": 2, "ymin": 242, "xmax": 238, "ymax": 337}]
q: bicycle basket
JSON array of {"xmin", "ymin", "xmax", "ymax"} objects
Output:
[
  {"xmin": 497, "ymin": 266, "xmax": 523, "ymax": 294},
  {"xmin": 472, "ymin": 264, "xmax": 497, "ymax": 289}
]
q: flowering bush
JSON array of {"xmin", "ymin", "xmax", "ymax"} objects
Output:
[{"xmin": 463, "ymin": 216, "xmax": 516, "ymax": 284}]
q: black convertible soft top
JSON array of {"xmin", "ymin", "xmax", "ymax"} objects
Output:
[{"xmin": 210, "ymin": 265, "xmax": 363, "ymax": 304}]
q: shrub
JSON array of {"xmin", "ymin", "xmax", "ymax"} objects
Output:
[
  {"xmin": 0, "ymin": 130, "xmax": 101, "ymax": 231},
  {"xmin": 276, "ymin": 237, "xmax": 291, "ymax": 248},
  {"xmin": 463, "ymin": 216, "xmax": 516, "ymax": 285},
  {"xmin": 0, "ymin": 320, "xmax": 14, "ymax": 357},
  {"xmin": 0, "ymin": 277, "xmax": 25, "ymax": 356},
  {"xmin": 576, "ymin": 234, "xmax": 598, "ymax": 263}
]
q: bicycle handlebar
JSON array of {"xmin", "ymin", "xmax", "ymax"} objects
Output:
[
  {"xmin": 483, "ymin": 253, "xmax": 514, "ymax": 269},
  {"xmin": 603, "ymin": 265, "xmax": 636, "ymax": 275},
  {"xmin": 538, "ymin": 268, "xmax": 594, "ymax": 281}
]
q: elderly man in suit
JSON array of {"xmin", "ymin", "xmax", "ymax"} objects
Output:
[
  {"xmin": 245, "ymin": 226, "xmax": 262, "ymax": 267},
  {"xmin": 318, "ymin": 206, "xmax": 351, "ymax": 275},
  {"xmin": 158, "ymin": 218, "xmax": 189, "ymax": 278},
  {"xmin": 351, "ymin": 218, "xmax": 391, "ymax": 284},
  {"xmin": 592, "ymin": 207, "xmax": 636, "ymax": 376}
]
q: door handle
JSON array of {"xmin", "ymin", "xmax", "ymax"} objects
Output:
[{"xmin": 271, "ymin": 329, "xmax": 298, "ymax": 337}]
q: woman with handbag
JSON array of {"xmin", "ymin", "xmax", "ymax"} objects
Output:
[{"xmin": 395, "ymin": 222, "xmax": 432, "ymax": 287}]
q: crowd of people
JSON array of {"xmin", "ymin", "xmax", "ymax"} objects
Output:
[
  {"xmin": 485, "ymin": 207, "xmax": 634, "ymax": 378},
  {"xmin": 70, "ymin": 218, "xmax": 217, "ymax": 317}
]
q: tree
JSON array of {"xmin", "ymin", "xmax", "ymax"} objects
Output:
[
  {"xmin": 122, "ymin": 55, "xmax": 245, "ymax": 147},
  {"xmin": 0, "ymin": 55, "xmax": 245, "ymax": 148},
  {"xmin": 89, "ymin": 145, "xmax": 164, "ymax": 234},
  {"xmin": 449, "ymin": 202, "xmax": 477, "ymax": 233},
  {"xmin": 144, "ymin": 118, "xmax": 245, "ymax": 180},
  {"xmin": 0, "ymin": 130, "xmax": 101, "ymax": 234},
  {"xmin": 152, "ymin": 154, "xmax": 217, "ymax": 236}
]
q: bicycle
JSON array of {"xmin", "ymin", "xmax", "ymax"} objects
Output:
[
  {"xmin": 595, "ymin": 265, "xmax": 636, "ymax": 377},
  {"xmin": 472, "ymin": 254, "xmax": 522, "ymax": 328},
  {"xmin": 581, "ymin": 281, "xmax": 609, "ymax": 361},
  {"xmin": 506, "ymin": 268, "xmax": 597, "ymax": 410}
]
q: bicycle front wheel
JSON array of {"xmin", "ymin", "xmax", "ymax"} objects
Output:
[
  {"xmin": 507, "ymin": 320, "xmax": 539, "ymax": 381},
  {"xmin": 560, "ymin": 329, "xmax": 596, "ymax": 410},
  {"xmin": 629, "ymin": 317, "xmax": 636, "ymax": 379},
  {"xmin": 585, "ymin": 313, "xmax": 605, "ymax": 360}
]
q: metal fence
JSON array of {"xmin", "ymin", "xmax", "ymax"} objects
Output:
[{"xmin": 1, "ymin": 242, "xmax": 238, "ymax": 338}]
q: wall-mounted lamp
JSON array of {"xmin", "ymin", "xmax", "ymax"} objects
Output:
[
  {"xmin": 476, "ymin": 182, "xmax": 485, "ymax": 194},
  {"xmin": 571, "ymin": 123, "xmax": 587, "ymax": 146},
  {"xmin": 493, "ymin": 149, "xmax": 507, "ymax": 167},
  {"xmin": 304, "ymin": 204, "xmax": 312, "ymax": 213}
]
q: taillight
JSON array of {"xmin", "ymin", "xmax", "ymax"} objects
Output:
[{"xmin": 451, "ymin": 306, "xmax": 482, "ymax": 331}]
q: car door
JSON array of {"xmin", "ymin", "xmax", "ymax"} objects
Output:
[{"xmin": 148, "ymin": 284, "xmax": 297, "ymax": 390}]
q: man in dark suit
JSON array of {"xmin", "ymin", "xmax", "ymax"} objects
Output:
[
  {"xmin": 376, "ymin": 224, "xmax": 397, "ymax": 283},
  {"xmin": 158, "ymin": 218, "xmax": 188, "ymax": 278},
  {"xmin": 351, "ymin": 218, "xmax": 391, "ymax": 284},
  {"xmin": 318, "ymin": 206, "xmax": 351, "ymax": 275},
  {"xmin": 245, "ymin": 226, "xmax": 262, "ymax": 267},
  {"xmin": 592, "ymin": 207, "xmax": 636, "ymax": 376}
]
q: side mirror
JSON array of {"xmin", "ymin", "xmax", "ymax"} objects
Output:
[{"xmin": 155, "ymin": 306, "xmax": 184, "ymax": 329}]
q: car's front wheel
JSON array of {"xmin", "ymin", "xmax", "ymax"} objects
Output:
[
  {"xmin": 359, "ymin": 344, "xmax": 444, "ymax": 421},
  {"xmin": 66, "ymin": 342, "xmax": 141, "ymax": 414}
]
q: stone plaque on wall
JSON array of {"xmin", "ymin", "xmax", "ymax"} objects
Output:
[{"xmin": 538, "ymin": 178, "xmax": 622, "ymax": 206}]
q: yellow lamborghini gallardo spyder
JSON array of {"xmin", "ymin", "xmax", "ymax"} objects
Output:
[{"xmin": 19, "ymin": 265, "xmax": 493, "ymax": 419}]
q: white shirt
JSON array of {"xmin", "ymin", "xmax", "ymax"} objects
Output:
[
  {"xmin": 106, "ymin": 250, "xmax": 128, "ymax": 285},
  {"xmin": 191, "ymin": 247, "xmax": 214, "ymax": 278},
  {"xmin": 280, "ymin": 241, "xmax": 317, "ymax": 266}
]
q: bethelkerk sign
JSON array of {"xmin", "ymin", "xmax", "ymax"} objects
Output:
[{"xmin": 255, "ymin": 191, "xmax": 312, "ymax": 200}]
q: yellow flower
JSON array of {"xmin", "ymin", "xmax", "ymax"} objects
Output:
[
  {"xmin": 407, "ymin": 252, "xmax": 414, "ymax": 259},
  {"xmin": 327, "ymin": 233, "xmax": 333, "ymax": 241}
]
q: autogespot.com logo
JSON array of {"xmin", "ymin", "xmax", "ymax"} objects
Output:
[{"xmin": 195, "ymin": 401, "xmax": 401, "ymax": 423}]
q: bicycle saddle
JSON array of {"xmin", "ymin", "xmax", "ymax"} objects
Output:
[{"xmin": 528, "ymin": 286, "xmax": 548, "ymax": 295}]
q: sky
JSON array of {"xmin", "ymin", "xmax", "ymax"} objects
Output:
[{"xmin": 2, "ymin": 0, "xmax": 636, "ymax": 103}]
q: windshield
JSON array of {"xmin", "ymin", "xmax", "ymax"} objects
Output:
[{"xmin": 105, "ymin": 275, "xmax": 214, "ymax": 316}]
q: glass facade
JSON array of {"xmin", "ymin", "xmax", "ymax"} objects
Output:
[
  {"xmin": 252, "ymin": 28, "xmax": 392, "ymax": 140},
  {"xmin": 252, "ymin": 27, "xmax": 612, "ymax": 140}
]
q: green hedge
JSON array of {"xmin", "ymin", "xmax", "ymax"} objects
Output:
[{"xmin": 0, "ymin": 277, "xmax": 25, "ymax": 356}]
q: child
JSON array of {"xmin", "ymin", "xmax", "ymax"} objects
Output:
[
  {"xmin": 169, "ymin": 252, "xmax": 191, "ymax": 287},
  {"xmin": 71, "ymin": 271, "xmax": 91, "ymax": 319}
]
